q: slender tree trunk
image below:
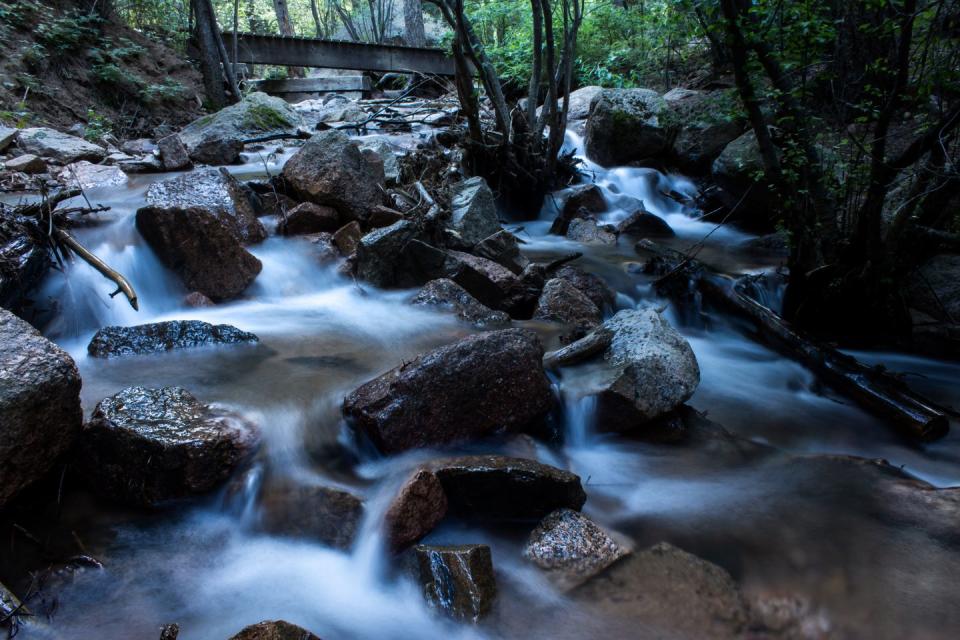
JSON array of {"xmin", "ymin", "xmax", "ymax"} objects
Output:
[
  {"xmin": 192, "ymin": 0, "xmax": 228, "ymax": 109},
  {"xmin": 404, "ymin": 0, "xmax": 427, "ymax": 46},
  {"xmin": 273, "ymin": 0, "xmax": 305, "ymax": 77},
  {"xmin": 310, "ymin": 0, "xmax": 324, "ymax": 37}
]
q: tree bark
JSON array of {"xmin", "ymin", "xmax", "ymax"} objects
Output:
[
  {"xmin": 404, "ymin": 0, "xmax": 427, "ymax": 46},
  {"xmin": 192, "ymin": 0, "xmax": 228, "ymax": 109},
  {"xmin": 273, "ymin": 0, "xmax": 305, "ymax": 77}
]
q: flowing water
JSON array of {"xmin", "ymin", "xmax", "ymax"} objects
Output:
[{"xmin": 4, "ymin": 131, "xmax": 960, "ymax": 639}]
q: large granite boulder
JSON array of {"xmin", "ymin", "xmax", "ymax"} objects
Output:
[
  {"xmin": 343, "ymin": 329, "xmax": 553, "ymax": 453},
  {"xmin": 87, "ymin": 320, "xmax": 259, "ymax": 358},
  {"xmin": 136, "ymin": 206, "xmax": 263, "ymax": 302},
  {"xmin": 0, "ymin": 309, "xmax": 82, "ymax": 508},
  {"xmin": 413, "ymin": 544, "xmax": 497, "ymax": 622},
  {"xmin": 664, "ymin": 88, "xmax": 745, "ymax": 173},
  {"xmin": 411, "ymin": 278, "xmax": 510, "ymax": 328},
  {"xmin": 15, "ymin": 127, "xmax": 106, "ymax": 163},
  {"xmin": 178, "ymin": 92, "xmax": 302, "ymax": 165},
  {"xmin": 145, "ymin": 168, "xmax": 267, "ymax": 244},
  {"xmin": 354, "ymin": 220, "xmax": 420, "ymax": 288},
  {"xmin": 227, "ymin": 620, "xmax": 321, "ymax": 640},
  {"xmin": 428, "ymin": 455, "xmax": 587, "ymax": 520},
  {"xmin": 585, "ymin": 89, "xmax": 670, "ymax": 166},
  {"xmin": 282, "ymin": 129, "xmax": 385, "ymax": 223},
  {"xmin": 78, "ymin": 386, "xmax": 260, "ymax": 506},
  {"xmin": 545, "ymin": 307, "xmax": 700, "ymax": 431},
  {"xmin": 449, "ymin": 177, "xmax": 501, "ymax": 246}
]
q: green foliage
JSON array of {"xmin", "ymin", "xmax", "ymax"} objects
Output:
[
  {"xmin": 0, "ymin": 100, "xmax": 34, "ymax": 129},
  {"xmin": 84, "ymin": 108, "xmax": 111, "ymax": 142},
  {"xmin": 92, "ymin": 62, "xmax": 146, "ymax": 95},
  {"xmin": 35, "ymin": 10, "xmax": 103, "ymax": 55},
  {"xmin": 263, "ymin": 66, "xmax": 289, "ymax": 81},
  {"xmin": 140, "ymin": 79, "xmax": 186, "ymax": 105}
]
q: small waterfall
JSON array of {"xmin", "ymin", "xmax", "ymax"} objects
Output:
[{"xmin": 564, "ymin": 392, "xmax": 597, "ymax": 448}]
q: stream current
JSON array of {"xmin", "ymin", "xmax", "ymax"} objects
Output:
[{"xmin": 4, "ymin": 131, "xmax": 960, "ymax": 639}]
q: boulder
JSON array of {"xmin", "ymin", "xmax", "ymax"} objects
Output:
[
  {"xmin": 523, "ymin": 509, "xmax": 629, "ymax": 591},
  {"xmin": 227, "ymin": 620, "xmax": 321, "ymax": 640},
  {"xmin": 710, "ymin": 129, "xmax": 780, "ymax": 225},
  {"xmin": 566, "ymin": 218, "xmax": 617, "ymax": 245},
  {"xmin": 0, "ymin": 209, "xmax": 49, "ymax": 314},
  {"xmin": 0, "ymin": 126, "xmax": 16, "ymax": 152},
  {"xmin": 440, "ymin": 250, "xmax": 519, "ymax": 308},
  {"xmin": 120, "ymin": 138, "xmax": 156, "ymax": 155},
  {"xmin": 533, "ymin": 278, "xmax": 602, "ymax": 341},
  {"xmin": 5, "ymin": 154, "xmax": 46, "ymax": 174},
  {"xmin": 281, "ymin": 129, "xmax": 385, "ymax": 223},
  {"xmin": 57, "ymin": 161, "xmax": 128, "ymax": 191},
  {"xmin": 585, "ymin": 89, "xmax": 669, "ymax": 166},
  {"xmin": 664, "ymin": 88, "xmax": 745, "ymax": 172},
  {"xmin": 473, "ymin": 230, "xmax": 529, "ymax": 274},
  {"xmin": 342, "ymin": 329, "xmax": 553, "ymax": 453},
  {"xmin": 358, "ymin": 137, "xmax": 400, "ymax": 185},
  {"xmin": 179, "ymin": 92, "xmax": 302, "ymax": 165},
  {"xmin": 145, "ymin": 168, "xmax": 267, "ymax": 244},
  {"xmin": 544, "ymin": 307, "xmax": 700, "ymax": 431},
  {"xmin": 552, "ymin": 265, "xmax": 616, "ymax": 311},
  {"xmin": 87, "ymin": 320, "xmax": 259, "ymax": 358},
  {"xmin": 135, "ymin": 206, "xmax": 263, "ymax": 302},
  {"xmin": 279, "ymin": 202, "xmax": 340, "ymax": 236},
  {"xmin": 16, "ymin": 127, "xmax": 106, "ymax": 163},
  {"xmin": 157, "ymin": 134, "xmax": 192, "ymax": 171},
  {"xmin": 537, "ymin": 86, "xmax": 601, "ymax": 136},
  {"xmin": 551, "ymin": 184, "xmax": 606, "ymax": 235},
  {"xmin": 0, "ymin": 309, "xmax": 82, "ymax": 508},
  {"xmin": 429, "ymin": 455, "xmax": 587, "ymax": 520},
  {"xmin": 259, "ymin": 192, "xmax": 298, "ymax": 218},
  {"xmin": 616, "ymin": 209, "xmax": 675, "ymax": 238},
  {"xmin": 413, "ymin": 545, "xmax": 496, "ymax": 622},
  {"xmin": 77, "ymin": 386, "xmax": 259, "ymax": 506},
  {"xmin": 411, "ymin": 278, "xmax": 510, "ymax": 328},
  {"xmin": 449, "ymin": 176, "xmax": 501, "ymax": 246},
  {"xmin": 354, "ymin": 220, "xmax": 419, "ymax": 288},
  {"xmin": 259, "ymin": 482, "xmax": 364, "ymax": 549},
  {"xmin": 333, "ymin": 220, "xmax": 362, "ymax": 255},
  {"xmin": 384, "ymin": 469, "xmax": 448, "ymax": 552}
]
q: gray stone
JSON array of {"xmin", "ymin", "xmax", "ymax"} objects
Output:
[
  {"xmin": 157, "ymin": 134, "xmax": 192, "ymax": 171},
  {"xmin": 5, "ymin": 154, "xmax": 46, "ymax": 174},
  {"xmin": 552, "ymin": 265, "xmax": 616, "ymax": 311},
  {"xmin": 355, "ymin": 220, "xmax": 418, "ymax": 287},
  {"xmin": 523, "ymin": 508, "xmax": 630, "ymax": 590},
  {"xmin": 566, "ymin": 217, "xmax": 618, "ymax": 245},
  {"xmin": 534, "ymin": 278, "xmax": 602, "ymax": 341},
  {"xmin": 544, "ymin": 307, "xmax": 700, "ymax": 431},
  {"xmin": 551, "ymin": 184, "xmax": 606, "ymax": 235},
  {"xmin": 16, "ymin": 127, "xmax": 106, "ymax": 163},
  {"xmin": 474, "ymin": 229, "xmax": 528, "ymax": 274},
  {"xmin": 616, "ymin": 209, "xmax": 675, "ymax": 238},
  {"xmin": 449, "ymin": 176, "xmax": 501, "ymax": 246},
  {"xmin": 414, "ymin": 545, "xmax": 496, "ymax": 622},
  {"xmin": 411, "ymin": 278, "xmax": 510, "ymax": 328},
  {"xmin": 87, "ymin": 320, "xmax": 259, "ymax": 358},
  {"xmin": 359, "ymin": 137, "xmax": 400, "ymax": 185},
  {"xmin": 120, "ymin": 138, "xmax": 156, "ymax": 155},
  {"xmin": 0, "ymin": 309, "xmax": 82, "ymax": 508},
  {"xmin": 585, "ymin": 89, "xmax": 669, "ymax": 166},
  {"xmin": 0, "ymin": 126, "xmax": 16, "ymax": 153},
  {"xmin": 78, "ymin": 386, "xmax": 260, "ymax": 506},
  {"xmin": 56, "ymin": 161, "xmax": 127, "ymax": 190}
]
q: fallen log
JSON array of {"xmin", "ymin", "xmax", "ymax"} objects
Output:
[
  {"xmin": 54, "ymin": 228, "xmax": 139, "ymax": 311},
  {"xmin": 637, "ymin": 239, "xmax": 953, "ymax": 441}
]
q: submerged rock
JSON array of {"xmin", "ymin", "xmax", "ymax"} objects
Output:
[
  {"xmin": 585, "ymin": 89, "xmax": 669, "ymax": 166},
  {"xmin": 343, "ymin": 329, "xmax": 553, "ymax": 453},
  {"xmin": 449, "ymin": 176, "xmax": 501, "ymax": 245},
  {"xmin": 544, "ymin": 307, "xmax": 700, "ymax": 431},
  {"xmin": 384, "ymin": 469, "xmax": 448, "ymax": 552},
  {"xmin": 259, "ymin": 482, "xmax": 364, "ymax": 549},
  {"xmin": 566, "ymin": 217, "xmax": 617, "ymax": 245},
  {"xmin": 0, "ymin": 309, "xmax": 82, "ymax": 508},
  {"xmin": 429, "ymin": 455, "xmax": 587, "ymax": 520},
  {"xmin": 136, "ymin": 206, "xmax": 263, "ymax": 302},
  {"xmin": 87, "ymin": 320, "xmax": 259, "ymax": 358},
  {"xmin": 616, "ymin": 209, "xmax": 675, "ymax": 238},
  {"xmin": 534, "ymin": 277, "xmax": 602, "ymax": 340},
  {"xmin": 414, "ymin": 544, "xmax": 497, "ymax": 622},
  {"xmin": 227, "ymin": 620, "xmax": 321, "ymax": 640},
  {"xmin": 411, "ymin": 278, "xmax": 510, "ymax": 328},
  {"xmin": 179, "ymin": 92, "xmax": 302, "ymax": 165},
  {"xmin": 16, "ymin": 127, "xmax": 106, "ymax": 163},
  {"xmin": 550, "ymin": 184, "xmax": 606, "ymax": 235},
  {"xmin": 282, "ymin": 129, "xmax": 385, "ymax": 223},
  {"xmin": 523, "ymin": 509, "xmax": 630, "ymax": 590},
  {"xmin": 78, "ymin": 386, "xmax": 260, "ymax": 506}
]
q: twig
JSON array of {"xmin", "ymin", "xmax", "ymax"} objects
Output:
[{"xmin": 53, "ymin": 229, "xmax": 139, "ymax": 310}]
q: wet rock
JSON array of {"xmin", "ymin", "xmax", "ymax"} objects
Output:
[
  {"xmin": 414, "ymin": 544, "xmax": 496, "ymax": 622},
  {"xmin": 333, "ymin": 220, "xmax": 362, "ymax": 255},
  {"xmin": 533, "ymin": 278, "xmax": 602, "ymax": 341},
  {"xmin": 157, "ymin": 134, "xmax": 192, "ymax": 171},
  {"xmin": 449, "ymin": 176, "xmax": 501, "ymax": 246},
  {"xmin": 439, "ymin": 250, "xmax": 519, "ymax": 308},
  {"xmin": 135, "ymin": 206, "xmax": 263, "ymax": 302},
  {"xmin": 56, "ymin": 161, "xmax": 128, "ymax": 190},
  {"xmin": 16, "ymin": 127, "xmax": 106, "ymax": 163},
  {"xmin": 474, "ymin": 229, "xmax": 528, "ymax": 274},
  {"xmin": 665, "ymin": 88, "xmax": 745, "ymax": 173},
  {"xmin": 367, "ymin": 205, "xmax": 404, "ymax": 229},
  {"xmin": 616, "ymin": 209, "xmax": 675, "ymax": 238},
  {"xmin": 552, "ymin": 265, "xmax": 616, "ymax": 311},
  {"xmin": 259, "ymin": 482, "xmax": 364, "ymax": 549},
  {"xmin": 306, "ymin": 232, "xmax": 340, "ymax": 263},
  {"xmin": 384, "ymin": 469, "xmax": 448, "ymax": 552},
  {"xmin": 544, "ymin": 307, "xmax": 700, "ymax": 431},
  {"xmin": 574, "ymin": 542, "xmax": 749, "ymax": 638},
  {"xmin": 282, "ymin": 129, "xmax": 385, "ymax": 223},
  {"xmin": 0, "ymin": 209, "xmax": 49, "ymax": 314},
  {"xmin": 179, "ymin": 92, "xmax": 302, "ymax": 165},
  {"xmin": 145, "ymin": 168, "xmax": 267, "ymax": 244},
  {"xmin": 5, "ymin": 154, "xmax": 46, "ymax": 174},
  {"xmin": 1, "ymin": 580, "xmax": 26, "ymax": 630},
  {"xmin": 87, "ymin": 320, "xmax": 259, "ymax": 358},
  {"xmin": 279, "ymin": 202, "xmax": 340, "ymax": 235},
  {"xmin": 120, "ymin": 138, "xmax": 156, "ymax": 155},
  {"xmin": 227, "ymin": 620, "xmax": 321, "ymax": 640},
  {"xmin": 550, "ymin": 184, "xmax": 606, "ymax": 235},
  {"xmin": 259, "ymin": 192, "xmax": 297, "ymax": 217},
  {"xmin": 358, "ymin": 137, "xmax": 400, "ymax": 185},
  {"xmin": 185, "ymin": 291, "xmax": 215, "ymax": 307},
  {"xmin": 523, "ymin": 509, "xmax": 630, "ymax": 590},
  {"xmin": 0, "ymin": 309, "xmax": 82, "ymax": 508},
  {"xmin": 0, "ymin": 126, "xmax": 16, "ymax": 152},
  {"xmin": 429, "ymin": 455, "xmax": 587, "ymax": 520},
  {"xmin": 117, "ymin": 155, "xmax": 164, "ymax": 174},
  {"xmin": 411, "ymin": 278, "xmax": 510, "ymax": 328},
  {"xmin": 343, "ymin": 329, "xmax": 553, "ymax": 453},
  {"xmin": 159, "ymin": 623, "xmax": 179, "ymax": 639},
  {"xmin": 585, "ymin": 89, "xmax": 669, "ymax": 166},
  {"xmin": 78, "ymin": 386, "xmax": 259, "ymax": 506},
  {"xmin": 566, "ymin": 218, "xmax": 617, "ymax": 245},
  {"xmin": 355, "ymin": 220, "xmax": 419, "ymax": 287}
]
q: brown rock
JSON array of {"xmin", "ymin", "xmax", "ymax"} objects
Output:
[
  {"xmin": 185, "ymin": 291, "xmax": 215, "ymax": 307},
  {"xmin": 5, "ymin": 154, "xmax": 46, "ymax": 174},
  {"xmin": 259, "ymin": 482, "xmax": 364, "ymax": 549},
  {"xmin": 552, "ymin": 265, "xmax": 617, "ymax": 311},
  {"xmin": 551, "ymin": 184, "xmax": 606, "ymax": 235},
  {"xmin": 227, "ymin": 620, "xmax": 321, "ymax": 640},
  {"xmin": 368, "ymin": 205, "xmax": 404, "ymax": 229},
  {"xmin": 616, "ymin": 209, "xmax": 675, "ymax": 238},
  {"xmin": 384, "ymin": 469, "xmax": 448, "ymax": 552},
  {"xmin": 411, "ymin": 278, "xmax": 510, "ymax": 328},
  {"xmin": 533, "ymin": 278, "xmax": 602, "ymax": 342},
  {"xmin": 157, "ymin": 134, "xmax": 192, "ymax": 171},
  {"xmin": 280, "ymin": 202, "xmax": 340, "ymax": 235},
  {"xmin": 333, "ymin": 221, "xmax": 362, "ymax": 256}
]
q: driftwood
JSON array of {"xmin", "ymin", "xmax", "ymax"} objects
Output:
[
  {"xmin": 637, "ymin": 239, "xmax": 953, "ymax": 441},
  {"xmin": 54, "ymin": 229, "xmax": 139, "ymax": 311}
]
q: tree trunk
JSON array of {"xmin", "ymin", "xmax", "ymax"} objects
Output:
[
  {"xmin": 192, "ymin": 0, "xmax": 227, "ymax": 109},
  {"xmin": 404, "ymin": 0, "xmax": 427, "ymax": 46},
  {"xmin": 273, "ymin": 0, "xmax": 305, "ymax": 77}
]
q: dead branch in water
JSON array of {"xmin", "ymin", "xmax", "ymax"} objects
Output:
[
  {"xmin": 53, "ymin": 229, "xmax": 139, "ymax": 311},
  {"xmin": 638, "ymin": 239, "xmax": 953, "ymax": 441}
]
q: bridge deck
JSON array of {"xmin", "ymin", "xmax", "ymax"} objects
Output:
[{"xmin": 225, "ymin": 33, "xmax": 456, "ymax": 76}]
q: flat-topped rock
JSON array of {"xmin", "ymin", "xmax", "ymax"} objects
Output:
[
  {"xmin": 16, "ymin": 127, "xmax": 106, "ymax": 163},
  {"xmin": 87, "ymin": 320, "xmax": 259, "ymax": 358}
]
